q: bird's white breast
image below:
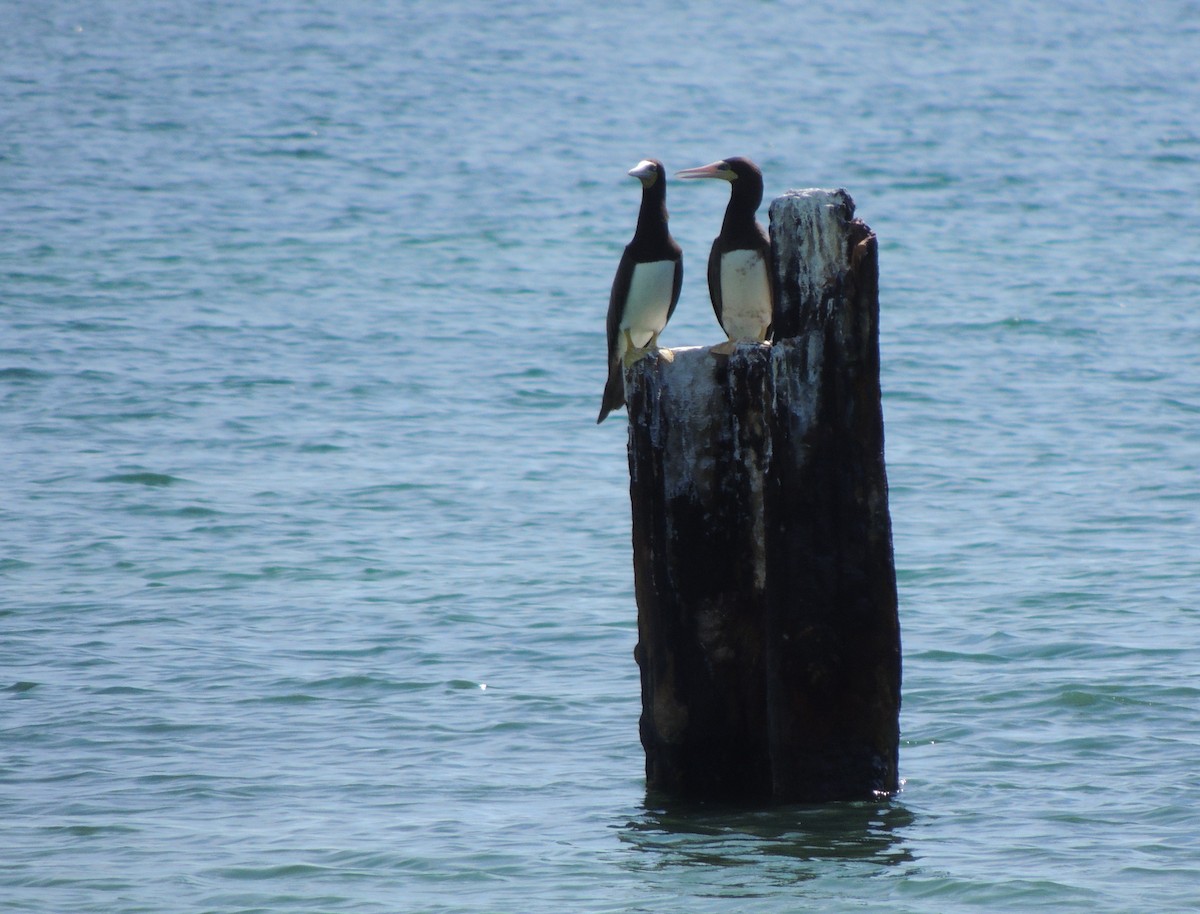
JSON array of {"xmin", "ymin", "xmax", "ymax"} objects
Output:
[
  {"xmin": 621, "ymin": 260, "xmax": 676, "ymax": 349},
  {"xmin": 718, "ymin": 249, "xmax": 771, "ymax": 341}
]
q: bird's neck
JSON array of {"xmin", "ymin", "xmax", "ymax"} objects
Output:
[
  {"xmin": 722, "ymin": 179, "xmax": 763, "ymax": 236},
  {"xmin": 634, "ymin": 184, "xmax": 670, "ymax": 240}
]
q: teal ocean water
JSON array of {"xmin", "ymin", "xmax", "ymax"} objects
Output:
[{"xmin": 3, "ymin": 1, "xmax": 1199, "ymax": 911}]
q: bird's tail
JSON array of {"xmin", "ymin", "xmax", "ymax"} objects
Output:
[{"xmin": 596, "ymin": 361, "xmax": 625, "ymax": 424}]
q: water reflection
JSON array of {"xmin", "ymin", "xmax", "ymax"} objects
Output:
[{"xmin": 618, "ymin": 795, "xmax": 915, "ymax": 886}]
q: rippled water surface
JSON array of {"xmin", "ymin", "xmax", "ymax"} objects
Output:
[{"xmin": 3, "ymin": 1, "xmax": 1199, "ymax": 911}]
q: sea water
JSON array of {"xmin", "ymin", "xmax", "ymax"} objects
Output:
[{"xmin": 3, "ymin": 1, "xmax": 1199, "ymax": 911}]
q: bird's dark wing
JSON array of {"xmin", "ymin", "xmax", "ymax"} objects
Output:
[
  {"xmin": 757, "ymin": 223, "xmax": 775, "ymax": 339},
  {"xmin": 606, "ymin": 247, "xmax": 634, "ymax": 361},
  {"xmin": 665, "ymin": 251, "xmax": 683, "ymax": 326},
  {"xmin": 707, "ymin": 237, "xmax": 723, "ymax": 336},
  {"xmin": 598, "ymin": 248, "xmax": 635, "ymax": 423}
]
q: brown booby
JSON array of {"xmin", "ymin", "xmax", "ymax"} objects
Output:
[
  {"xmin": 676, "ymin": 156, "xmax": 773, "ymax": 344},
  {"xmin": 597, "ymin": 159, "xmax": 683, "ymax": 424}
]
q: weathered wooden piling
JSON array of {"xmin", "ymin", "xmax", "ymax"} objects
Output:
[{"xmin": 626, "ymin": 189, "xmax": 900, "ymax": 803}]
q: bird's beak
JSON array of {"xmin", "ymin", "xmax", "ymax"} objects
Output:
[{"xmin": 675, "ymin": 161, "xmax": 730, "ymax": 180}]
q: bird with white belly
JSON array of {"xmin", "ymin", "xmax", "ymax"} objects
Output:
[
  {"xmin": 597, "ymin": 159, "xmax": 683, "ymax": 424},
  {"xmin": 676, "ymin": 156, "xmax": 773, "ymax": 346}
]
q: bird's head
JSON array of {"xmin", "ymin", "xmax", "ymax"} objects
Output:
[
  {"xmin": 676, "ymin": 156, "xmax": 760, "ymax": 183},
  {"xmin": 627, "ymin": 159, "xmax": 665, "ymax": 188}
]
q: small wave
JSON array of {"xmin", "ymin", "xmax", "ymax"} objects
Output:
[
  {"xmin": 0, "ymin": 367, "xmax": 48, "ymax": 381},
  {"xmin": 207, "ymin": 862, "xmax": 337, "ymax": 880},
  {"xmin": 99, "ymin": 472, "xmax": 183, "ymax": 487}
]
